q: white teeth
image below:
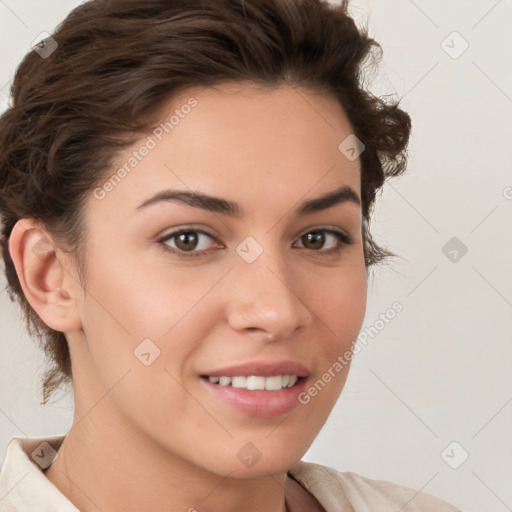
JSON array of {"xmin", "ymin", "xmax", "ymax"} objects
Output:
[
  {"xmin": 264, "ymin": 376, "xmax": 283, "ymax": 391},
  {"xmin": 246, "ymin": 376, "xmax": 266, "ymax": 390},
  {"xmin": 219, "ymin": 376, "xmax": 231, "ymax": 386},
  {"xmin": 288, "ymin": 375, "xmax": 298, "ymax": 387},
  {"xmin": 231, "ymin": 376, "xmax": 246, "ymax": 388},
  {"xmin": 207, "ymin": 375, "xmax": 299, "ymax": 390}
]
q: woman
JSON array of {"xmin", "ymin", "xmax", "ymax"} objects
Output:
[{"xmin": 0, "ymin": 0, "xmax": 464, "ymax": 510}]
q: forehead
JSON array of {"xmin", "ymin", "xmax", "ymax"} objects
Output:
[
  {"xmin": 89, "ymin": 82, "xmax": 361, "ymax": 221},
  {"xmin": 171, "ymin": 81, "xmax": 357, "ymax": 158}
]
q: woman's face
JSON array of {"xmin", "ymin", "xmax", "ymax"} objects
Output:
[{"xmin": 70, "ymin": 82, "xmax": 367, "ymax": 477}]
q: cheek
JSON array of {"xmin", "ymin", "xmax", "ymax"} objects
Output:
[
  {"xmin": 299, "ymin": 266, "xmax": 366, "ymax": 416},
  {"xmin": 81, "ymin": 243, "xmax": 209, "ymax": 338},
  {"xmin": 75, "ymin": 263, "xmax": 207, "ymax": 435},
  {"xmin": 77, "ymin": 253, "xmax": 221, "ymax": 389},
  {"xmin": 309, "ymin": 262, "xmax": 367, "ymax": 350}
]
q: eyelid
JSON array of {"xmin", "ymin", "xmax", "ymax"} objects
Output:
[
  {"xmin": 156, "ymin": 224, "xmax": 220, "ymax": 243},
  {"xmin": 296, "ymin": 225, "xmax": 352, "ymax": 243},
  {"xmin": 157, "ymin": 227, "xmax": 221, "ymax": 253}
]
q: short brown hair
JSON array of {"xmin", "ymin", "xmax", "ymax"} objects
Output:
[{"xmin": 0, "ymin": 0, "xmax": 411, "ymax": 405}]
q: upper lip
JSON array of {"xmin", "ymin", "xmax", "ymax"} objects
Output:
[{"xmin": 201, "ymin": 360, "xmax": 310, "ymax": 378}]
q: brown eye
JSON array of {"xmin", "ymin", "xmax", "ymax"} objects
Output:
[
  {"xmin": 159, "ymin": 229, "xmax": 219, "ymax": 257},
  {"xmin": 301, "ymin": 231, "xmax": 326, "ymax": 250},
  {"xmin": 295, "ymin": 229, "xmax": 352, "ymax": 252},
  {"xmin": 174, "ymin": 231, "xmax": 199, "ymax": 251}
]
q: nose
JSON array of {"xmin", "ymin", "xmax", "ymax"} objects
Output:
[{"xmin": 226, "ymin": 247, "xmax": 314, "ymax": 342}]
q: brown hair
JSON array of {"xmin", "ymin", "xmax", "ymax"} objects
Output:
[{"xmin": 0, "ymin": 0, "xmax": 411, "ymax": 405}]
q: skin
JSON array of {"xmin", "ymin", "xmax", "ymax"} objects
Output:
[{"xmin": 9, "ymin": 82, "xmax": 367, "ymax": 512}]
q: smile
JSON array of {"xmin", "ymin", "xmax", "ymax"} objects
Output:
[{"xmin": 206, "ymin": 375, "xmax": 299, "ymax": 390}]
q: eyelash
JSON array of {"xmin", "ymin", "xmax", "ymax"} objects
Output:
[{"xmin": 157, "ymin": 227, "xmax": 353, "ymax": 259}]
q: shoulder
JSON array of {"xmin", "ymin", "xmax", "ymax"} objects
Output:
[{"xmin": 288, "ymin": 460, "xmax": 464, "ymax": 512}]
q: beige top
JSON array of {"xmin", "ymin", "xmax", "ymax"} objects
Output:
[{"xmin": 0, "ymin": 435, "xmax": 463, "ymax": 511}]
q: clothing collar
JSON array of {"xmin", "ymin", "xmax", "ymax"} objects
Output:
[{"xmin": 0, "ymin": 435, "xmax": 79, "ymax": 511}]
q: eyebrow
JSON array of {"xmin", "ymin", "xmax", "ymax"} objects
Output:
[{"xmin": 135, "ymin": 184, "xmax": 360, "ymax": 217}]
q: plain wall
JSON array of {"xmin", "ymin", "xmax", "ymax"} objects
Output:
[{"xmin": 1, "ymin": 2, "xmax": 511, "ymax": 511}]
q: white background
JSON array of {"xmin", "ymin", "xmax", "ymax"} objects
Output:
[{"xmin": 1, "ymin": 1, "xmax": 511, "ymax": 511}]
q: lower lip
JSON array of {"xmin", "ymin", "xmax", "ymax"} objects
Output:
[{"xmin": 200, "ymin": 377, "xmax": 308, "ymax": 418}]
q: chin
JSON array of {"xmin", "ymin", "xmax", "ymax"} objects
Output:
[{"xmin": 208, "ymin": 437, "xmax": 312, "ymax": 479}]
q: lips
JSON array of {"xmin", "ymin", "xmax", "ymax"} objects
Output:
[{"xmin": 199, "ymin": 360, "xmax": 311, "ymax": 417}]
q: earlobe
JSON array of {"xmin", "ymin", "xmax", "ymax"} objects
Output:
[{"xmin": 8, "ymin": 218, "xmax": 83, "ymax": 333}]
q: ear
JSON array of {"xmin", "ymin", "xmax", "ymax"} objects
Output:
[{"xmin": 8, "ymin": 218, "xmax": 83, "ymax": 333}]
